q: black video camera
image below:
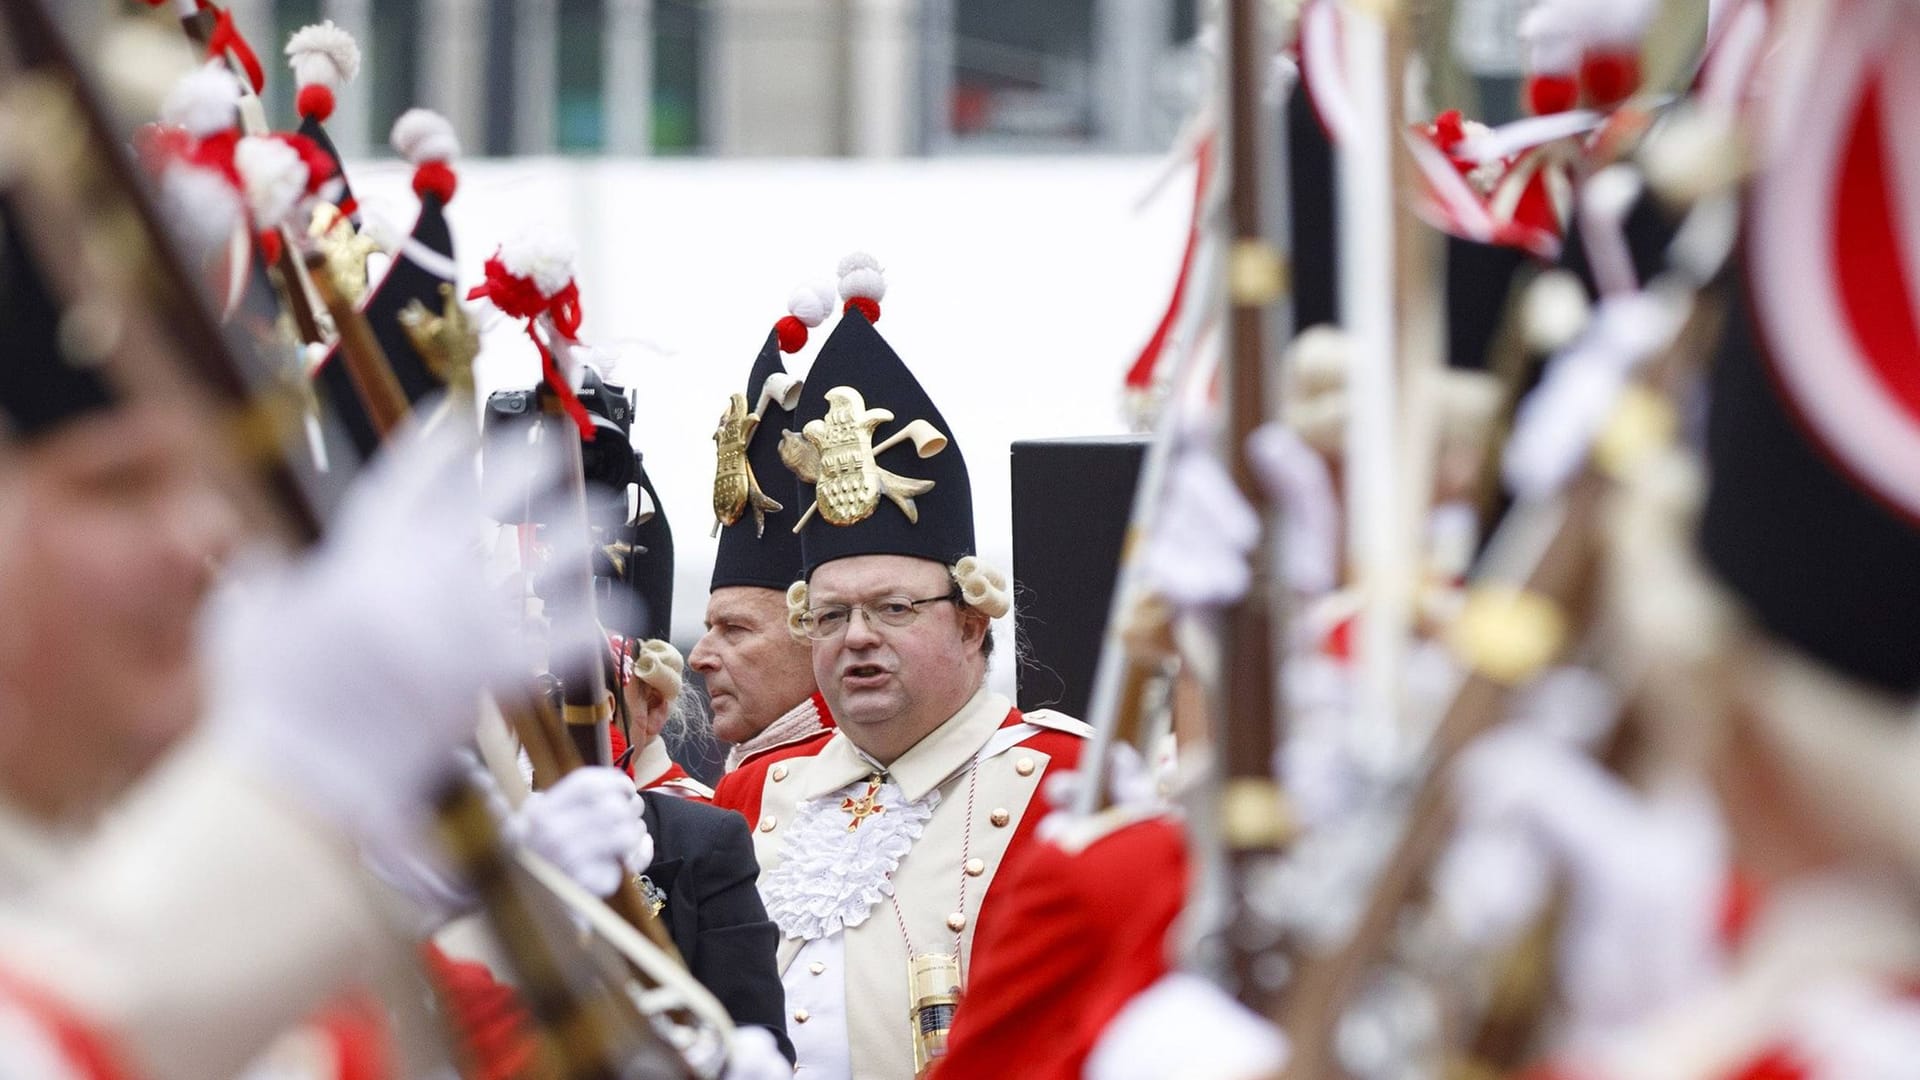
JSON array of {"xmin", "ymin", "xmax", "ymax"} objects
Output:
[{"xmin": 482, "ymin": 368, "xmax": 642, "ymax": 528}]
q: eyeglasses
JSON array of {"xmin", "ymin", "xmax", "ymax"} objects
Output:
[{"xmin": 798, "ymin": 591, "xmax": 960, "ymax": 640}]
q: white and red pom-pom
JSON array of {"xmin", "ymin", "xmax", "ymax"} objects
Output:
[
  {"xmin": 161, "ymin": 62, "xmax": 241, "ymax": 139},
  {"xmin": 774, "ymin": 282, "xmax": 834, "ymax": 352},
  {"xmin": 1525, "ymin": 74, "xmax": 1579, "ymax": 116},
  {"xmin": 499, "ymin": 233, "xmax": 577, "ymax": 299},
  {"xmin": 286, "ymin": 21, "xmax": 360, "ymax": 122},
  {"xmin": 836, "ymin": 251, "xmax": 885, "ymax": 322},
  {"xmin": 233, "ymin": 134, "xmax": 311, "ymax": 229},
  {"xmin": 391, "ymin": 108, "xmax": 461, "ymax": 204},
  {"xmin": 1579, "ymin": 49, "xmax": 1640, "ymax": 107}
]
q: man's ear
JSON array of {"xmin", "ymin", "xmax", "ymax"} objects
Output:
[{"xmin": 959, "ymin": 605, "xmax": 989, "ymax": 651}]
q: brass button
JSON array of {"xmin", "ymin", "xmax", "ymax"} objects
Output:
[
  {"xmin": 946, "ymin": 912, "xmax": 967, "ymax": 932},
  {"xmin": 772, "ymin": 764, "xmax": 788, "ymax": 782},
  {"xmin": 964, "ymin": 857, "xmax": 985, "ymax": 877},
  {"xmin": 794, "ymin": 1008, "xmax": 810, "ymax": 1024},
  {"xmin": 1015, "ymin": 757, "xmax": 1035, "ymax": 777},
  {"xmin": 990, "ymin": 808, "xmax": 1010, "ymax": 828},
  {"xmin": 809, "ymin": 962, "xmax": 825, "ymax": 975},
  {"xmin": 758, "ymin": 815, "xmax": 777, "ymax": 832}
]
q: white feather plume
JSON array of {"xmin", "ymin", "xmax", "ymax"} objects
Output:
[
  {"xmin": 285, "ymin": 20, "xmax": 361, "ymax": 90},
  {"xmin": 390, "ymin": 108, "xmax": 460, "ymax": 165},
  {"xmin": 499, "ymin": 233, "xmax": 577, "ymax": 298},
  {"xmin": 233, "ymin": 136, "xmax": 310, "ymax": 228},
  {"xmin": 160, "ymin": 62, "xmax": 241, "ymax": 138}
]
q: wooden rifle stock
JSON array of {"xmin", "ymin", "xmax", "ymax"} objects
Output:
[
  {"xmin": 539, "ymin": 386, "xmax": 616, "ymax": 770},
  {"xmin": 305, "ymin": 250, "xmax": 410, "ymax": 436},
  {"xmin": 1216, "ymin": 0, "xmax": 1293, "ymax": 1016}
]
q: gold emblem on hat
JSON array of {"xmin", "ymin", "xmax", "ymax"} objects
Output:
[
  {"xmin": 398, "ymin": 283, "xmax": 481, "ymax": 397},
  {"xmin": 308, "ymin": 202, "xmax": 380, "ymax": 306},
  {"xmin": 781, "ymin": 386, "xmax": 947, "ymax": 531},
  {"xmin": 711, "ymin": 391, "xmax": 785, "ymax": 537}
]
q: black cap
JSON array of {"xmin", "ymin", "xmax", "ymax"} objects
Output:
[
  {"xmin": 1700, "ymin": 260, "xmax": 1920, "ymax": 698},
  {"xmin": 786, "ymin": 308, "xmax": 974, "ymax": 578},
  {"xmin": 0, "ymin": 198, "xmax": 115, "ymax": 438},
  {"xmin": 600, "ymin": 458, "xmax": 676, "ymax": 640},
  {"xmin": 710, "ymin": 328, "xmax": 808, "ymax": 591}
]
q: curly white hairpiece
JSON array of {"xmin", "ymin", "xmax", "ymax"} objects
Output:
[
  {"xmin": 950, "ymin": 556, "xmax": 1011, "ymax": 619},
  {"xmin": 625, "ymin": 638, "xmax": 685, "ymax": 704},
  {"xmin": 786, "ymin": 581, "xmax": 812, "ymax": 641}
]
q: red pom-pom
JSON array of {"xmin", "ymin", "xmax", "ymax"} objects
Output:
[
  {"xmin": 844, "ymin": 296, "xmax": 880, "ymax": 323},
  {"xmin": 296, "ymin": 83, "xmax": 336, "ymax": 122},
  {"xmin": 257, "ymin": 229, "xmax": 283, "ymax": 266},
  {"xmin": 470, "ymin": 255, "xmax": 549, "ymax": 320},
  {"xmin": 1431, "ymin": 109, "xmax": 1466, "ymax": 152},
  {"xmin": 1579, "ymin": 50, "xmax": 1640, "ymax": 108},
  {"xmin": 412, "ymin": 160, "xmax": 458, "ymax": 205},
  {"xmin": 337, "ymin": 196, "xmax": 359, "ymax": 219},
  {"xmin": 1525, "ymin": 74, "xmax": 1579, "ymax": 116},
  {"xmin": 774, "ymin": 314, "xmax": 809, "ymax": 353}
]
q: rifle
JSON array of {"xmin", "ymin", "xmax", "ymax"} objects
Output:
[{"xmin": 1211, "ymin": 0, "xmax": 1296, "ymax": 1016}]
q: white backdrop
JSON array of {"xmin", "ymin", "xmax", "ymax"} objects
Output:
[{"xmin": 346, "ymin": 155, "xmax": 1191, "ymax": 696}]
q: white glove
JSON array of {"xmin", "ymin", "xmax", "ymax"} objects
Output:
[
  {"xmin": 1085, "ymin": 972, "xmax": 1288, "ymax": 1080},
  {"xmin": 722, "ymin": 1026, "xmax": 793, "ymax": 1080},
  {"xmin": 1443, "ymin": 725, "xmax": 1727, "ymax": 1037},
  {"xmin": 204, "ymin": 416, "xmax": 577, "ymax": 847},
  {"xmin": 1141, "ymin": 441, "xmax": 1259, "ymax": 612},
  {"xmin": 506, "ymin": 766, "xmax": 652, "ymax": 898},
  {"xmin": 1141, "ymin": 422, "xmax": 1340, "ymax": 614}
]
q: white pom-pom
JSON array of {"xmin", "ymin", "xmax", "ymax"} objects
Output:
[
  {"xmin": 285, "ymin": 20, "xmax": 361, "ymax": 90},
  {"xmin": 390, "ymin": 107, "xmax": 460, "ymax": 165},
  {"xmin": 836, "ymin": 251, "xmax": 880, "ymax": 277},
  {"xmin": 233, "ymin": 136, "xmax": 310, "ymax": 227},
  {"xmin": 788, "ymin": 283, "xmax": 833, "ymax": 328},
  {"xmin": 836, "ymin": 251, "xmax": 886, "ymax": 302},
  {"xmin": 160, "ymin": 62, "xmax": 240, "ymax": 138},
  {"xmin": 157, "ymin": 163, "xmax": 243, "ymax": 258},
  {"xmin": 1523, "ymin": 269, "xmax": 1593, "ymax": 354},
  {"xmin": 499, "ymin": 232, "xmax": 576, "ymax": 298}
]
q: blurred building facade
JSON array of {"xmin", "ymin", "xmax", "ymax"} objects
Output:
[{"xmin": 227, "ymin": 0, "xmax": 1205, "ymax": 158}]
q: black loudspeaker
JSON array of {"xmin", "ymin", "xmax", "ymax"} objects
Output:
[{"xmin": 1010, "ymin": 436, "xmax": 1148, "ymax": 718}]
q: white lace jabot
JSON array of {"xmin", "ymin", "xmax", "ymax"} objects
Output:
[{"xmin": 762, "ymin": 776, "xmax": 939, "ymax": 942}]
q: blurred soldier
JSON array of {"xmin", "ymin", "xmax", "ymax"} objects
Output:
[
  {"xmin": 0, "ymin": 176, "xmax": 542, "ymax": 1078},
  {"xmin": 696, "ymin": 287, "xmax": 839, "ymax": 777},
  {"xmin": 720, "ymin": 255, "xmax": 1089, "ymax": 1080}
]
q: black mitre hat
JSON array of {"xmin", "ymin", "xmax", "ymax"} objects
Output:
[
  {"xmin": 311, "ymin": 109, "xmax": 463, "ymax": 459},
  {"xmin": 599, "ymin": 456, "xmax": 676, "ymax": 641},
  {"xmin": 784, "ymin": 255, "xmax": 972, "ymax": 579},
  {"xmin": 708, "ymin": 285, "xmax": 830, "ymax": 591}
]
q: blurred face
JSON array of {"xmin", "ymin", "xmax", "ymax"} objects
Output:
[
  {"xmin": 807, "ymin": 555, "xmax": 985, "ymax": 765},
  {"xmin": 0, "ymin": 408, "xmax": 237, "ymax": 822},
  {"xmin": 689, "ymin": 586, "xmax": 817, "ymax": 745}
]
